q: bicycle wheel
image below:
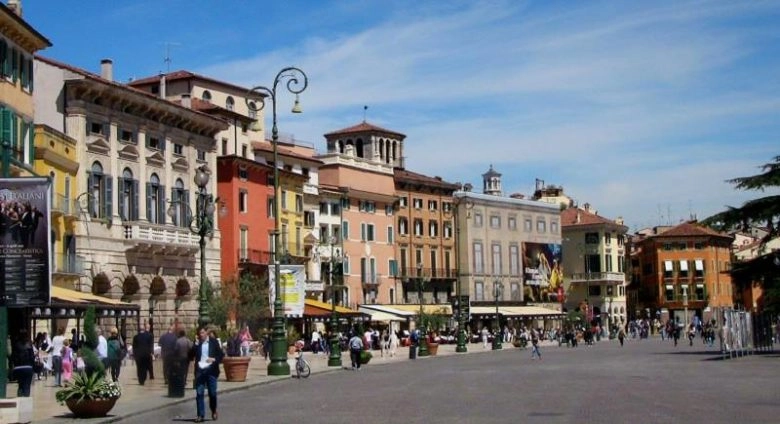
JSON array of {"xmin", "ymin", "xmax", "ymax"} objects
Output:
[{"xmin": 297, "ymin": 361, "xmax": 311, "ymax": 378}]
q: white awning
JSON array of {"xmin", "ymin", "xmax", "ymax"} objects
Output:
[
  {"xmin": 664, "ymin": 260, "xmax": 673, "ymax": 271},
  {"xmin": 665, "ymin": 284, "xmax": 673, "ymax": 290},
  {"xmin": 695, "ymin": 259, "xmax": 704, "ymax": 271},
  {"xmin": 679, "ymin": 260, "xmax": 688, "ymax": 271}
]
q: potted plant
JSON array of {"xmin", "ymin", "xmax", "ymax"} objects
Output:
[
  {"xmin": 57, "ymin": 306, "xmax": 121, "ymax": 418},
  {"xmin": 359, "ymin": 349, "xmax": 372, "ymax": 364},
  {"xmin": 92, "ymin": 272, "xmax": 110, "ymax": 295},
  {"xmin": 419, "ymin": 307, "xmax": 448, "ymax": 356},
  {"xmin": 286, "ymin": 325, "xmax": 301, "ymax": 355}
]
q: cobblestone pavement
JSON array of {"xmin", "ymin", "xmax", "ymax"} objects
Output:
[{"xmin": 16, "ymin": 337, "xmax": 779, "ymax": 423}]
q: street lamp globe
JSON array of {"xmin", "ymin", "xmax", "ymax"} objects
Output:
[{"xmin": 194, "ymin": 165, "xmax": 210, "ymax": 188}]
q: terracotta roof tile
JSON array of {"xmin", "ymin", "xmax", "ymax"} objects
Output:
[
  {"xmin": 394, "ymin": 168, "xmax": 460, "ymax": 190},
  {"xmin": 561, "ymin": 207, "xmax": 618, "ymax": 227},
  {"xmin": 128, "ymin": 69, "xmax": 263, "ymax": 99},
  {"xmin": 324, "ymin": 121, "xmax": 405, "ymax": 138},
  {"xmin": 251, "ymin": 141, "xmax": 322, "ymax": 164},
  {"xmin": 649, "ymin": 222, "xmax": 732, "ymax": 239}
]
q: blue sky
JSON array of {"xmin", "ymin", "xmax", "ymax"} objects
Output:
[{"xmin": 24, "ymin": 0, "xmax": 780, "ymax": 231}]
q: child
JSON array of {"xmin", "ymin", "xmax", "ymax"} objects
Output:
[{"xmin": 62, "ymin": 339, "xmax": 74, "ymax": 381}]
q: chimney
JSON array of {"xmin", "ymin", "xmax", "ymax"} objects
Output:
[
  {"xmin": 181, "ymin": 93, "xmax": 191, "ymax": 109},
  {"xmin": 7, "ymin": 0, "xmax": 22, "ymax": 16},
  {"xmin": 159, "ymin": 73, "xmax": 166, "ymax": 98},
  {"xmin": 100, "ymin": 59, "xmax": 113, "ymax": 81},
  {"xmin": 576, "ymin": 209, "xmax": 581, "ymax": 224},
  {"xmin": 583, "ymin": 202, "xmax": 591, "ymax": 212}
]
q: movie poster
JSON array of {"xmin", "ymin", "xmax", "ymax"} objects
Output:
[
  {"xmin": 268, "ymin": 264, "xmax": 306, "ymax": 317},
  {"xmin": 522, "ymin": 242, "xmax": 562, "ymax": 302},
  {"xmin": 0, "ymin": 178, "xmax": 51, "ymax": 306}
]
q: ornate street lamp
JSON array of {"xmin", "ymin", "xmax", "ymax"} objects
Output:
[
  {"xmin": 327, "ymin": 235, "xmax": 343, "ymax": 367},
  {"xmin": 417, "ymin": 262, "xmax": 431, "ymax": 357},
  {"xmin": 448, "ymin": 196, "xmax": 473, "ymax": 353},
  {"xmin": 246, "ymin": 67, "xmax": 308, "ymax": 376},
  {"xmin": 493, "ymin": 279, "xmax": 503, "ymax": 350},
  {"xmin": 166, "ymin": 164, "xmax": 217, "ymax": 329}
]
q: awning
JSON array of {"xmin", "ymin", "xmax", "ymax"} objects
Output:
[
  {"xmin": 30, "ymin": 286, "xmax": 141, "ymax": 319},
  {"xmin": 470, "ymin": 305, "xmax": 564, "ymax": 319},
  {"xmin": 304, "ymin": 298, "xmax": 361, "ymax": 315},
  {"xmin": 383, "ymin": 304, "xmax": 452, "ymax": 315},
  {"xmin": 359, "ymin": 308, "xmax": 405, "ymax": 322},
  {"xmin": 357, "ymin": 304, "xmax": 416, "ymax": 318}
]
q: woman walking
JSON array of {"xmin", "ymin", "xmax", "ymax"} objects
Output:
[
  {"xmin": 61, "ymin": 339, "xmax": 74, "ymax": 381},
  {"xmin": 11, "ymin": 329, "xmax": 35, "ymax": 397},
  {"xmin": 107, "ymin": 328, "xmax": 124, "ymax": 382}
]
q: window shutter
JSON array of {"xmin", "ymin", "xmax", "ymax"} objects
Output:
[
  {"xmin": 0, "ymin": 41, "xmax": 7, "ymax": 77},
  {"xmin": 104, "ymin": 175, "xmax": 113, "ymax": 218},
  {"xmin": 183, "ymin": 189, "xmax": 190, "ymax": 226},
  {"xmin": 86, "ymin": 172, "xmax": 93, "ymax": 215},
  {"xmin": 132, "ymin": 180, "xmax": 139, "ymax": 220},
  {"xmin": 11, "ymin": 48, "xmax": 17, "ymax": 82},
  {"xmin": 10, "ymin": 112, "xmax": 17, "ymax": 150},
  {"xmin": 342, "ymin": 221, "xmax": 349, "ymax": 240},
  {"xmin": 361, "ymin": 223, "xmax": 366, "ymax": 241},
  {"xmin": 28, "ymin": 58, "xmax": 33, "ymax": 91},
  {"xmin": 389, "ymin": 260, "xmax": 397, "ymax": 277},
  {"xmin": 361, "ymin": 258, "xmax": 367, "ymax": 283},
  {"xmin": 158, "ymin": 185, "xmax": 166, "ymax": 225},
  {"xmin": 19, "ymin": 54, "xmax": 26, "ymax": 87},
  {"xmin": 146, "ymin": 183, "xmax": 152, "ymax": 222},
  {"xmin": 117, "ymin": 177, "xmax": 125, "ymax": 220},
  {"xmin": 103, "ymin": 123, "xmax": 110, "ymax": 139},
  {"xmin": 159, "ymin": 137, "xmax": 166, "ymax": 151}
]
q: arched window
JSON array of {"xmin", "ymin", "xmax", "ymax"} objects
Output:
[
  {"xmin": 202, "ymin": 90, "xmax": 212, "ymax": 102},
  {"xmin": 87, "ymin": 161, "xmax": 111, "ymax": 219},
  {"xmin": 119, "ymin": 168, "xmax": 139, "ymax": 221},
  {"xmin": 170, "ymin": 178, "xmax": 188, "ymax": 227},
  {"xmin": 147, "ymin": 173, "xmax": 165, "ymax": 224},
  {"xmin": 225, "ymin": 96, "xmax": 235, "ymax": 111},
  {"xmin": 248, "ymin": 101, "xmax": 257, "ymax": 119}
]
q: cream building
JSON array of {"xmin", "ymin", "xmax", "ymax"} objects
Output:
[{"xmin": 34, "ymin": 57, "xmax": 227, "ymax": 331}]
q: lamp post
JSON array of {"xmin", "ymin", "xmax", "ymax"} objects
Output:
[
  {"xmin": 417, "ymin": 263, "xmax": 431, "ymax": 357},
  {"xmin": 0, "ymin": 140, "xmax": 9, "ymax": 397},
  {"xmin": 247, "ymin": 67, "xmax": 307, "ymax": 376},
  {"xmin": 165, "ymin": 164, "xmax": 217, "ymax": 329},
  {"xmin": 682, "ymin": 285, "xmax": 689, "ymax": 330},
  {"xmin": 448, "ymin": 197, "xmax": 471, "ymax": 353},
  {"xmin": 327, "ymin": 235, "xmax": 343, "ymax": 367},
  {"xmin": 492, "ymin": 279, "xmax": 502, "ymax": 350}
]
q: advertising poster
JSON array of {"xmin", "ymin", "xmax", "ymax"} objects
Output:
[
  {"xmin": 0, "ymin": 178, "xmax": 51, "ymax": 306},
  {"xmin": 268, "ymin": 264, "xmax": 305, "ymax": 317},
  {"xmin": 522, "ymin": 242, "xmax": 562, "ymax": 302}
]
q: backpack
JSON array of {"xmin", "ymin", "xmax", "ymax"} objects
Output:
[
  {"xmin": 349, "ymin": 337, "xmax": 362, "ymax": 350},
  {"xmin": 107, "ymin": 339, "xmax": 122, "ymax": 360}
]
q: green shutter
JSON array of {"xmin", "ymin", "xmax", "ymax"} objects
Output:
[
  {"xmin": 104, "ymin": 175, "xmax": 113, "ymax": 219},
  {"xmin": 10, "ymin": 112, "xmax": 17, "ymax": 151},
  {"xmin": 10, "ymin": 48, "xmax": 17, "ymax": 83},
  {"xmin": 0, "ymin": 108, "xmax": 10, "ymax": 147},
  {"xmin": 0, "ymin": 41, "xmax": 7, "ymax": 77},
  {"xmin": 28, "ymin": 58, "xmax": 33, "ymax": 91}
]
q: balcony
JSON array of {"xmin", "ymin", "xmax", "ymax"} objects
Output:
[
  {"xmin": 570, "ymin": 272, "xmax": 625, "ymax": 284},
  {"xmin": 52, "ymin": 253, "xmax": 85, "ymax": 275},
  {"xmin": 394, "ymin": 267, "xmax": 457, "ymax": 280},
  {"xmin": 51, "ymin": 194, "xmax": 75, "ymax": 217},
  {"xmin": 239, "ymin": 249, "xmax": 273, "ymax": 265},
  {"xmin": 123, "ymin": 222, "xmax": 199, "ymax": 255}
]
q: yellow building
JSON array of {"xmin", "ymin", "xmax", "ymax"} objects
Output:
[
  {"xmin": 277, "ymin": 169, "xmax": 308, "ymax": 260},
  {"xmin": 0, "ymin": 1, "xmax": 50, "ymax": 176},
  {"xmin": 33, "ymin": 124, "xmax": 80, "ymax": 288}
]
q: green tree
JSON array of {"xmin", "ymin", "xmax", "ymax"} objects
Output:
[
  {"xmin": 80, "ymin": 306, "xmax": 104, "ymax": 377},
  {"xmin": 209, "ymin": 273, "xmax": 271, "ymax": 334},
  {"xmin": 702, "ymin": 155, "xmax": 780, "ymax": 312}
]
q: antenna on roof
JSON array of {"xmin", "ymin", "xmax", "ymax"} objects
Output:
[
  {"xmin": 363, "ymin": 105, "xmax": 368, "ymax": 123},
  {"xmin": 161, "ymin": 41, "xmax": 181, "ymax": 74}
]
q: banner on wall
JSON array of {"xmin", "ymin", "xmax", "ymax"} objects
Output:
[
  {"xmin": 522, "ymin": 242, "xmax": 563, "ymax": 288},
  {"xmin": 268, "ymin": 264, "xmax": 306, "ymax": 317},
  {"xmin": 0, "ymin": 178, "xmax": 51, "ymax": 307}
]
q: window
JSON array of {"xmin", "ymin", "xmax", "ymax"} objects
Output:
[
  {"xmin": 604, "ymin": 233, "xmax": 612, "ymax": 244},
  {"xmin": 385, "ymin": 205, "xmax": 394, "ymax": 216},
  {"xmin": 475, "ymin": 281, "xmax": 484, "ymax": 301},
  {"xmin": 239, "ymin": 190, "xmax": 248, "ymax": 213},
  {"xmin": 389, "ymin": 259, "xmax": 398, "ymax": 277},
  {"xmin": 413, "ymin": 219, "xmax": 423, "ymax": 236},
  {"xmin": 359, "ymin": 201, "xmax": 376, "ymax": 213},
  {"xmin": 341, "ymin": 197, "xmax": 350, "ymax": 210},
  {"xmin": 221, "ymin": 138, "xmax": 228, "ymax": 155},
  {"xmin": 511, "ymin": 282, "xmax": 520, "ymax": 300},
  {"xmin": 399, "ymin": 197, "xmax": 407, "ymax": 208},
  {"xmin": 536, "ymin": 219, "xmax": 546, "ymax": 233},
  {"xmin": 88, "ymin": 121, "xmax": 108, "ymax": 137},
  {"xmin": 304, "ymin": 211, "xmax": 315, "ymax": 227},
  {"xmin": 197, "ymin": 150, "xmax": 206, "ymax": 161},
  {"xmin": 618, "ymin": 235, "xmax": 625, "ymax": 247},
  {"xmin": 618, "ymin": 256, "xmax": 625, "ymax": 273},
  {"xmin": 295, "ymin": 194, "xmax": 303, "ymax": 213},
  {"xmin": 202, "ymin": 90, "xmax": 212, "ymax": 102},
  {"xmin": 226, "ymin": 96, "xmax": 235, "ymax": 111},
  {"xmin": 550, "ymin": 221, "xmax": 559, "ymax": 234},
  {"xmin": 147, "ymin": 135, "xmax": 164, "ymax": 151},
  {"xmin": 509, "ymin": 245, "xmax": 519, "ymax": 275},
  {"xmin": 238, "ymin": 167, "xmax": 248, "ymax": 180},
  {"xmin": 332, "ymin": 202, "xmax": 341, "ymax": 215},
  {"xmin": 585, "ymin": 232, "xmax": 599, "ymax": 244},
  {"xmin": 319, "ymin": 202, "xmax": 329, "ymax": 215},
  {"xmin": 118, "ymin": 168, "xmax": 138, "ymax": 221},
  {"xmin": 239, "ymin": 227, "xmax": 248, "ymax": 260},
  {"xmin": 524, "ymin": 218, "xmax": 532, "ymax": 232},
  {"xmin": 361, "ymin": 223, "xmax": 375, "ymax": 241},
  {"xmin": 267, "ymin": 197, "xmax": 275, "ymax": 218},
  {"xmin": 399, "ymin": 248, "xmax": 407, "ymax": 274},
  {"xmin": 694, "ymin": 242, "xmax": 704, "ymax": 250},
  {"xmin": 442, "ymin": 202, "xmax": 452, "ymax": 213},
  {"xmin": 398, "ymin": 217, "xmax": 408, "ymax": 235},
  {"xmin": 473, "ymin": 242, "xmax": 484, "ymax": 274},
  {"xmin": 87, "ymin": 162, "xmax": 112, "ymax": 219},
  {"xmin": 173, "ymin": 143, "xmax": 183, "ymax": 155},
  {"xmin": 695, "ymin": 283, "xmax": 706, "ymax": 301},
  {"xmin": 360, "ymin": 258, "xmax": 368, "ymax": 283},
  {"xmin": 606, "ymin": 255, "xmax": 613, "ymax": 272},
  {"xmin": 119, "ymin": 128, "xmax": 135, "ymax": 144},
  {"xmin": 665, "ymin": 285, "xmax": 674, "ymax": 301},
  {"xmin": 428, "ymin": 200, "xmax": 438, "ymax": 211},
  {"xmin": 342, "ymin": 221, "xmax": 349, "ymax": 240},
  {"xmin": 663, "ymin": 243, "xmax": 673, "ymax": 251},
  {"xmin": 170, "ymin": 178, "xmax": 188, "ymax": 227},
  {"xmin": 679, "ymin": 260, "xmax": 689, "ymax": 278},
  {"xmin": 429, "ymin": 220, "xmax": 438, "ymax": 237},
  {"xmin": 443, "ymin": 221, "xmax": 453, "ymax": 238},
  {"xmin": 387, "ymin": 226, "xmax": 394, "ymax": 244},
  {"xmin": 413, "ymin": 198, "xmax": 423, "ymax": 209},
  {"xmin": 492, "ymin": 244, "xmax": 501, "ymax": 275},
  {"xmin": 281, "ymin": 190, "xmax": 288, "ymax": 210},
  {"xmin": 694, "ymin": 259, "xmax": 705, "ymax": 277},
  {"xmin": 490, "ymin": 215, "xmax": 501, "ymax": 229},
  {"xmin": 241, "ymin": 145, "xmax": 247, "ymax": 157},
  {"xmin": 508, "ymin": 217, "xmax": 517, "ymax": 230},
  {"xmin": 663, "ymin": 260, "xmax": 674, "ymax": 278},
  {"xmin": 474, "ymin": 213, "xmax": 483, "ymax": 227},
  {"xmin": 248, "ymin": 102, "xmax": 257, "ymax": 119},
  {"xmin": 588, "ymin": 285, "xmax": 601, "ymax": 297},
  {"xmin": 147, "ymin": 173, "xmax": 165, "ymax": 224}
]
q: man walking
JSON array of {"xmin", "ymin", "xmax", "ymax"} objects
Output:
[
  {"xmin": 348, "ymin": 332, "xmax": 363, "ymax": 370},
  {"xmin": 192, "ymin": 326, "xmax": 224, "ymax": 422},
  {"xmin": 133, "ymin": 323, "xmax": 154, "ymax": 385},
  {"xmin": 159, "ymin": 325, "xmax": 177, "ymax": 384},
  {"xmin": 530, "ymin": 329, "xmax": 542, "ymax": 360},
  {"xmin": 96, "ymin": 328, "xmax": 109, "ymax": 375}
]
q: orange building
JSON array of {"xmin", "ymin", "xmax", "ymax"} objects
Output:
[
  {"xmin": 633, "ymin": 222, "xmax": 733, "ymax": 323},
  {"xmin": 216, "ymin": 155, "xmax": 274, "ymax": 281},
  {"xmin": 393, "ymin": 169, "xmax": 460, "ymax": 305}
]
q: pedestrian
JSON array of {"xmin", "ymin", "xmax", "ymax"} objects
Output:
[
  {"xmin": 192, "ymin": 326, "xmax": 224, "ymax": 422},
  {"xmin": 481, "ymin": 327, "xmax": 489, "ymax": 349},
  {"xmin": 132, "ymin": 323, "xmax": 154, "ymax": 385},
  {"xmin": 388, "ymin": 330, "xmax": 398, "ymax": 357},
  {"xmin": 310, "ymin": 328, "xmax": 321, "ymax": 355},
  {"xmin": 530, "ymin": 329, "xmax": 542, "ymax": 360},
  {"xmin": 61, "ymin": 339, "xmax": 74, "ymax": 381},
  {"xmin": 50, "ymin": 327, "xmax": 66, "ymax": 386},
  {"xmin": 348, "ymin": 332, "xmax": 364, "ymax": 370},
  {"xmin": 618, "ymin": 327, "xmax": 626, "ymax": 347},
  {"xmin": 159, "ymin": 325, "xmax": 177, "ymax": 384},
  {"xmin": 239, "ymin": 325, "xmax": 253, "ymax": 357},
  {"xmin": 11, "ymin": 329, "xmax": 35, "ymax": 397},
  {"xmin": 96, "ymin": 327, "xmax": 109, "ymax": 375},
  {"xmin": 107, "ymin": 328, "xmax": 124, "ymax": 382},
  {"xmin": 174, "ymin": 328, "xmax": 193, "ymax": 389}
]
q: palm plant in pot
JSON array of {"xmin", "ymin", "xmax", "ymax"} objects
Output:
[{"xmin": 56, "ymin": 306, "xmax": 122, "ymax": 418}]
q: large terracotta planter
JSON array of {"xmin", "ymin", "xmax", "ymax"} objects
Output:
[
  {"xmin": 65, "ymin": 397, "xmax": 118, "ymax": 418},
  {"xmin": 223, "ymin": 356, "xmax": 251, "ymax": 382},
  {"xmin": 427, "ymin": 342, "xmax": 439, "ymax": 356}
]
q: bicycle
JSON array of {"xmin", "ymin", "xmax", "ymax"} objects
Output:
[{"xmin": 295, "ymin": 349, "xmax": 311, "ymax": 379}]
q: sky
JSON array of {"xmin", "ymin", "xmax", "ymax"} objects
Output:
[{"xmin": 23, "ymin": 0, "xmax": 780, "ymax": 232}]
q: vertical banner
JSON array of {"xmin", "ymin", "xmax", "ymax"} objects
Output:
[
  {"xmin": 0, "ymin": 178, "xmax": 51, "ymax": 306},
  {"xmin": 521, "ymin": 242, "xmax": 562, "ymax": 302},
  {"xmin": 268, "ymin": 264, "xmax": 305, "ymax": 317}
]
